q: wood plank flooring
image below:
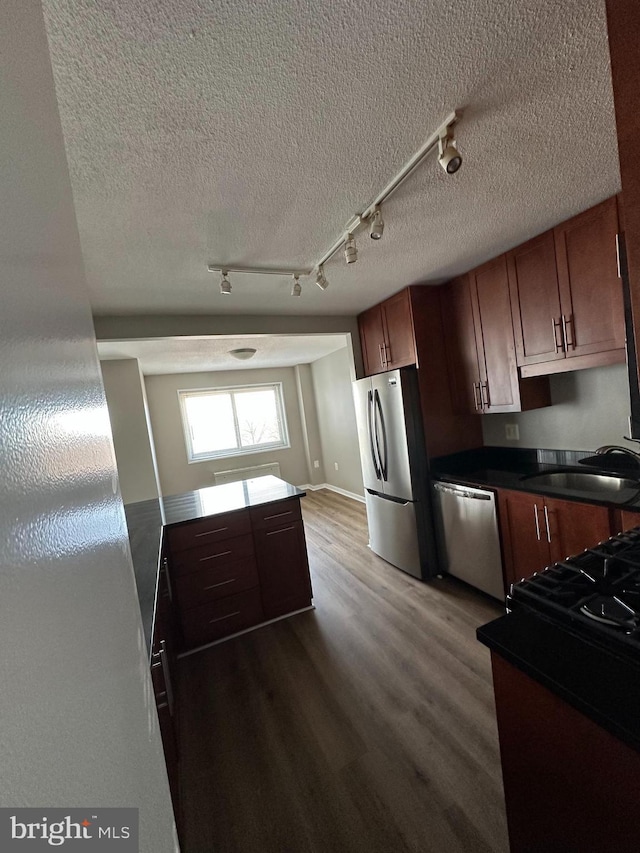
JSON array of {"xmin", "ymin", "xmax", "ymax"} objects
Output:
[{"xmin": 176, "ymin": 489, "xmax": 509, "ymax": 852}]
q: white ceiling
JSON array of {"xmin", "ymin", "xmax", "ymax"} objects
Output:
[
  {"xmin": 97, "ymin": 334, "xmax": 349, "ymax": 374},
  {"xmin": 42, "ymin": 0, "xmax": 619, "ymax": 318}
]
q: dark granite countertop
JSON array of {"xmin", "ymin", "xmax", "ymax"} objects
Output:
[
  {"xmin": 478, "ymin": 611, "xmax": 640, "ymax": 754},
  {"xmin": 124, "ymin": 476, "xmax": 306, "ymax": 656},
  {"xmin": 162, "ymin": 475, "xmax": 305, "ymax": 527},
  {"xmin": 430, "ymin": 445, "xmax": 640, "ymax": 510},
  {"xmin": 124, "ymin": 497, "xmax": 164, "ymax": 656}
]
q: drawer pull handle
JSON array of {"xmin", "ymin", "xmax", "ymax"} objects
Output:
[
  {"xmin": 266, "ymin": 525, "xmax": 295, "ymax": 536},
  {"xmin": 203, "ymin": 578, "xmax": 236, "ymax": 591},
  {"xmin": 264, "ymin": 510, "xmax": 293, "ymax": 521},
  {"xmin": 196, "ymin": 526, "xmax": 229, "ymax": 538},
  {"xmin": 200, "ymin": 549, "xmax": 232, "ymax": 562},
  {"xmin": 209, "ymin": 610, "xmax": 241, "ymax": 624}
]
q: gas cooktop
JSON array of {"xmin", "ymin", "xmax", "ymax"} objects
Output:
[{"xmin": 507, "ymin": 528, "xmax": 640, "ymax": 662}]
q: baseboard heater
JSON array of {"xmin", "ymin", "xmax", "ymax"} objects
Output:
[{"xmin": 213, "ymin": 462, "xmax": 281, "ymax": 485}]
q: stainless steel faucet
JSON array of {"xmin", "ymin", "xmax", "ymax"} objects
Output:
[{"xmin": 595, "ymin": 444, "xmax": 640, "ymax": 464}]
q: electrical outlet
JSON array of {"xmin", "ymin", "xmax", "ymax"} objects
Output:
[
  {"xmin": 505, "ymin": 424, "xmax": 520, "ymax": 441},
  {"xmin": 334, "ymin": 462, "xmax": 339, "ymax": 471},
  {"xmin": 313, "ymin": 460, "xmax": 320, "ymax": 469}
]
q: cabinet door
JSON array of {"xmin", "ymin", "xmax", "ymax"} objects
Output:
[
  {"xmin": 441, "ymin": 274, "xmax": 482, "ymax": 414},
  {"xmin": 554, "ymin": 196, "xmax": 625, "ymax": 359},
  {"xmin": 382, "ymin": 289, "xmax": 416, "ymax": 370},
  {"xmin": 471, "ymin": 256, "xmax": 521, "ymax": 412},
  {"xmin": 497, "ymin": 489, "xmax": 551, "ymax": 588},
  {"xmin": 507, "ymin": 230, "xmax": 565, "ymax": 367},
  {"xmin": 358, "ymin": 305, "xmax": 386, "ymax": 376},
  {"xmin": 253, "ymin": 519, "xmax": 312, "ymax": 619},
  {"xmin": 544, "ymin": 497, "xmax": 611, "ymax": 563},
  {"xmin": 618, "ymin": 510, "xmax": 640, "ymax": 534}
]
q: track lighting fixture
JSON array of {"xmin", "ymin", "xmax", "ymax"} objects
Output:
[
  {"xmin": 207, "ymin": 110, "xmax": 463, "ymax": 296},
  {"xmin": 315, "ymin": 266, "xmax": 329, "ymax": 291},
  {"xmin": 437, "ymin": 130, "xmax": 462, "ymax": 174},
  {"xmin": 344, "ymin": 233, "xmax": 358, "ymax": 264},
  {"xmin": 369, "ymin": 206, "xmax": 384, "ymax": 240}
]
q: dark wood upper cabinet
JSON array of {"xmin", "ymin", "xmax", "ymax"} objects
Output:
[
  {"xmin": 359, "ymin": 304, "xmax": 387, "ymax": 376},
  {"xmin": 440, "ymin": 274, "xmax": 482, "ymax": 414},
  {"xmin": 471, "ymin": 255, "xmax": 523, "ymax": 412},
  {"xmin": 507, "ymin": 230, "xmax": 565, "ymax": 367},
  {"xmin": 554, "ymin": 196, "xmax": 625, "ymax": 359},
  {"xmin": 383, "ymin": 290, "xmax": 417, "ymax": 369},
  {"xmin": 443, "ymin": 258, "xmax": 551, "ymax": 415},
  {"xmin": 509, "ymin": 197, "xmax": 625, "ymax": 378},
  {"xmin": 358, "ymin": 289, "xmax": 416, "ymax": 376}
]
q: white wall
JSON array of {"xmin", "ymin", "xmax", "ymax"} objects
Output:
[
  {"xmin": 482, "ymin": 362, "xmax": 635, "ymax": 451},
  {"xmin": 101, "ymin": 359, "xmax": 161, "ymax": 504},
  {"xmin": 311, "ymin": 347, "xmax": 364, "ymax": 497},
  {"xmin": 0, "ymin": 2, "xmax": 176, "ymax": 848},
  {"xmin": 145, "ymin": 367, "xmax": 313, "ymax": 495}
]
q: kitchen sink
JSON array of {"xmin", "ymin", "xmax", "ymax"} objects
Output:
[{"xmin": 521, "ymin": 470, "xmax": 640, "ymax": 495}]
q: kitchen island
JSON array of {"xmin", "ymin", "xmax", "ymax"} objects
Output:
[{"xmin": 125, "ymin": 475, "xmax": 313, "ymax": 656}]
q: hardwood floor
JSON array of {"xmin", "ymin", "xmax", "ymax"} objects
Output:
[{"xmin": 176, "ymin": 489, "xmax": 509, "ymax": 852}]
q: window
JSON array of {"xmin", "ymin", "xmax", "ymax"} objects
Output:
[{"xmin": 178, "ymin": 383, "xmax": 290, "ymax": 462}]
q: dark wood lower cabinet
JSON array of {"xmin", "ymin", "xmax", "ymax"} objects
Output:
[
  {"xmin": 253, "ymin": 519, "xmax": 312, "ymax": 619},
  {"xmin": 166, "ymin": 496, "xmax": 312, "ymax": 650},
  {"xmin": 491, "ymin": 653, "xmax": 640, "ymax": 853},
  {"xmin": 497, "ymin": 488, "xmax": 611, "ymax": 588}
]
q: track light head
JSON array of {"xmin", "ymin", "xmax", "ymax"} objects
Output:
[
  {"xmin": 369, "ymin": 207, "xmax": 384, "ymax": 240},
  {"xmin": 220, "ymin": 271, "xmax": 231, "ymax": 294},
  {"xmin": 344, "ymin": 232, "xmax": 358, "ymax": 264},
  {"xmin": 438, "ymin": 131, "xmax": 462, "ymax": 174},
  {"xmin": 291, "ymin": 275, "xmax": 302, "ymax": 297},
  {"xmin": 315, "ymin": 266, "xmax": 329, "ymax": 291}
]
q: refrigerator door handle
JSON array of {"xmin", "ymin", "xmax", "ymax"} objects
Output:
[
  {"xmin": 373, "ymin": 389, "xmax": 388, "ymax": 481},
  {"xmin": 367, "ymin": 389, "xmax": 382, "ymax": 479}
]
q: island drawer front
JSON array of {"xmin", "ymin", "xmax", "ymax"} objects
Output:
[
  {"xmin": 181, "ymin": 587, "xmax": 264, "ymax": 647},
  {"xmin": 250, "ymin": 498, "xmax": 302, "ymax": 531},
  {"xmin": 175, "ymin": 557, "xmax": 259, "ymax": 610},
  {"xmin": 167, "ymin": 510, "xmax": 251, "ymax": 553},
  {"xmin": 170, "ymin": 534, "xmax": 255, "ymax": 577}
]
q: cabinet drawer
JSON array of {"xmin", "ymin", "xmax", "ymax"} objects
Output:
[
  {"xmin": 175, "ymin": 556, "xmax": 259, "ymax": 610},
  {"xmin": 166, "ymin": 509, "xmax": 251, "ymax": 553},
  {"xmin": 170, "ymin": 534, "xmax": 254, "ymax": 577},
  {"xmin": 250, "ymin": 498, "xmax": 301, "ymax": 531},
  {"xmin": 181, "ymin": 587, "xmax": 264, "ymax": 647}
]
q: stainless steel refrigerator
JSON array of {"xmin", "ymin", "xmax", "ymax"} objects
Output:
[{"xmin": 352, "ymin": 367, "xmax": 440, "ymax": 580}]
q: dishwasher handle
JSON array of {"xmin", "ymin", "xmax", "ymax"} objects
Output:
[{"xmin": 433, "ymin": 483, "xmax": 493, "ymax": 500}]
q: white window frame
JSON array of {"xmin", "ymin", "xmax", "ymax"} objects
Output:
[{"xmin": 178, "ymin": 382, "xmax": 290, "ymax": 463}]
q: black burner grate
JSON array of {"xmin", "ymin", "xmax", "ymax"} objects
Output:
[{"xmin": 508, "ymin": 528, "xmax": 640, "ymax": 659}]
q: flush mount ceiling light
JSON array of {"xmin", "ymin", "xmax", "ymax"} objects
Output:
[
  {"xmin": 207, "ymin": 111, "xmax": 462, "ymax": 294},
  {"xmin": 219, "ymin": 270, "xmax": 231, "ymax": 294},
  {"xmin": 315, "ymin": 266, "xmax": 329, "ymax": 290},
  {"xmin": 369, "ymin": 206, "xmax": 384, "ymax": 240},
  {"xmin": 229, "ymin": 347, "xmax": 257, "ymax": 360}
]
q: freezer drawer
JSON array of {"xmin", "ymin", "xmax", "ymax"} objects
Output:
[
  {"xmin": 365, "ymin": 490, "xmax": 421, "ymax": 578},
  {"xmin": 433, "ymin": 482, "xmax": 505, "ymax": 600}
]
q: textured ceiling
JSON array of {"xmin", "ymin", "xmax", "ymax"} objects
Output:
[
  {"xmin": 43, "ymin": 0, "xmax": 619, "ymax": 317},
  {"xmin": 97, "ymin": 334, "xmax": 349, "ymax": 374}
]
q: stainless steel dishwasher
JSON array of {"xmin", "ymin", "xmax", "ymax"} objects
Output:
[{"xmin": 433, "ymin": 481, "xmax": 504, "ymax": 600}]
